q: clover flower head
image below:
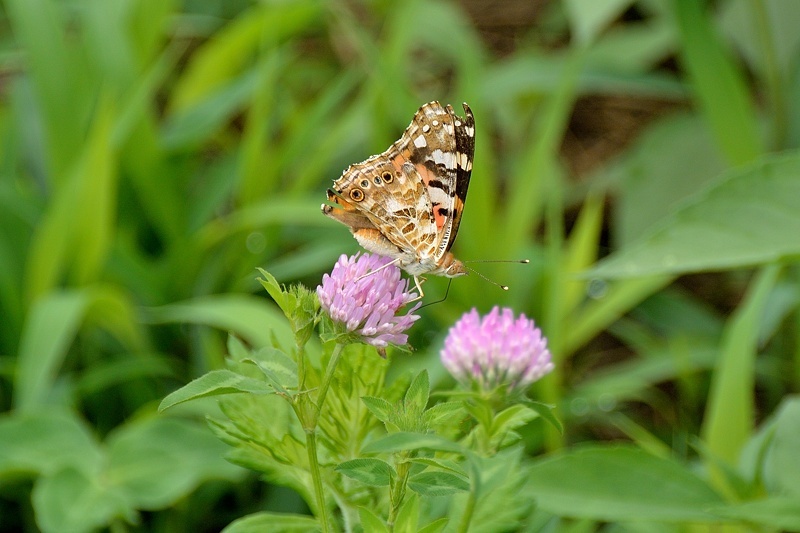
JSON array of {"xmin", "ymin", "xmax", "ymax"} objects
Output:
[
  {"xmin": 441, "ymin": 306, "xmax": 554, "ymax": 392},
  {"xmin": 317, "ymin": 253, "xmax": 420, "ymax": 348}
]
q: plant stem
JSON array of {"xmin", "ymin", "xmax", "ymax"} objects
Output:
[
  {"xmin": 306, "ymin": 430, "xmax": 331, "ymax": 533},
  {"xmin": 456, "ymin": 458, "xmax": 480, "ymax": 533},
  {"xmin": 315, "ymin": 342, "xmax": 344, "ymax": 422},
  {"xmin": 304, "ymin": 342, "xmax": 345, "ymax": 532}
]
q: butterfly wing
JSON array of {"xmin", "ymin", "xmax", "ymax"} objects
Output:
[
  {"xmin": 388, "ymin": 102, "xmax": 474, "ymax": 260},
  {"xmin": 322, "ymin": 101, "xmax": 474, "ymax": 269}
]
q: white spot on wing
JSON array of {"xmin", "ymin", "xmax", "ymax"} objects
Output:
[
  {"xmin": 465, "ymin": 125, "xmax": 474, "ymax": 136},
  {"xmin": 414, "ymin": 135, "xmax": 427, "ymax": 148},
  {"xmin": 429, "ymin": 186, "xmax": 448, "ymax": 205},
  {"xmin": 422, "ymin": 124, "xmax": 430, "ymax": 133},
  {"xmin": 431, "ymin": 149, "xmax": 455, "ymax": 166}
]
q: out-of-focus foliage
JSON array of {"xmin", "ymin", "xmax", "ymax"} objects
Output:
[{"xmin": 1, "ymin": 0, "xmax": 799, "ymax": 531}]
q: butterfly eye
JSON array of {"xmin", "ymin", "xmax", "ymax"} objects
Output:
[
  {"xmin": 350, "ymin": 188, "xmax": 364, "ymax": 202},
  {"xmin": 359, "ymin": 179, "xmax": 370, "ymax": 188},
  {"xmin": 373, "ymin": 176, "xmax": 382, "ymax": 185},
  {"xmin": 381, "ymin": 172, "xmax": 393, "ymax": 183}
]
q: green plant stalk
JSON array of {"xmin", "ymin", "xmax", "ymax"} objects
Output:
[
  {"xmin": 456, "ymin": 462, "xmax": 480, "ymax": 533},
  {"xmin": 387, "ymin": 452, "xmax": 411, "ymax": 529},
  {"xmin": 302, "ymin": 342, "xmax": 345, "ymax": 533},
  {"xmin": 305, "ymin": 430, "xmax": 331, "ymax": 533}
]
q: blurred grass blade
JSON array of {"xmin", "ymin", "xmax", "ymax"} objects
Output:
[
  {"xmin": 144, "ymin": 294, "xmax": 295, "ymax": 351},
  {"xmin": 565, "ymin": 0, "xmax": 635, "ymax": 45},
  {"xmin": 15, "ymin": 286, "xmax": 147, "ymax": 412},
  {"xmin": 25, "ymin": 98, "xmax": 118, "ymax": 299},
  {"xmin": 588, "ymin": 152, "xmax": 800, "ymax": 279},
  {"xmin": 504, "ymin": 48, "xmax": 585, "ymax": 249},
  {"xmin": 674, "ymin": 0, "xmax": 762, "ymax": 165},
  {"xmin": 702, "ymin": 264, "xmax": 781, "ymax": 489},
  {"xmin": 564, "ymin": 275, "xmax": 672, "ymax": 356},
  {"xmin": 169, "ymin": 1, "xmax": 322, "ymax": 113},
  {"xmin": 5, "ymin": 0, "xmax": 95, "ymax": 178},
  {"xmin": 15, "ymin": 291, "xmax": 90, "ymax": 411},
  {"xmin": 562, "ymin": 193, "xmax": 604, "ymax": 318}
]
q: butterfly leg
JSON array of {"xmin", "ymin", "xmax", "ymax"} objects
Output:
[
  {"xmin": 409, "ymin": 275, "xmax": 426, "ymax": 301},
  {"xmin": 354, "ymin": 257, "xmax": 401, "ymax": 283}
]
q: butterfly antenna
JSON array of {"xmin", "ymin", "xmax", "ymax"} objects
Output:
[
  {"xmin": 462, "ymin": 259, "xmax": 530, "ymax": 291},
  {"xmin": 419, "ymin": 278, "xmax": 453, "ymax": 309}
]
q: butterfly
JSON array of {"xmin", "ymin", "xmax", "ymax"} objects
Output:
[{"xmin": 321, "ymin": 101, "xmax": 475, "ymax": 297}]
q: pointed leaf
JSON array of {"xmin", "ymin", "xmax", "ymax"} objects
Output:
[
  {"xmin": 393, "ymin": 493, "xmax": 420, "ymax": 533},
  {"xmin": 417, "ymin": 518, "xmax": 449, "ymax": 533},
  {"xmin": 408, "ymin": 472, "xmax": 469, "ymax": 496},
  {"xmin": 222, "ymin": 511, "xmax": 321, "ymax": 533},
  {"xmin": 527, "ymin": 445, "xmax": 724, "ymax": 521},
  {"xmin": 358, "ymin": 507, "xmax": 389, "ymax": 533},
  {"xmin": 335, "ymin": 458, "xmax": 395, "ymax": 487},
  {"xmin": 361, "ymin": 396, "xmax": 393, "ymax": 424},
  {"xmin": 404, "ymin": 370, "xmax": 429, "ymax": 414},
  {"xmin": 520, "ymin": 399, "xmax": 563, "ymax": 434},
  {"xmin": 362, "ymin": 432, "xmax": 467, "ymax": 456},
  {"xmin": 159, "ymin": 370, "xmax": 274, "ymax": 411},
  {"xmin": 589, "ymin": 153, "xmax": 800, "ymax": 278}
]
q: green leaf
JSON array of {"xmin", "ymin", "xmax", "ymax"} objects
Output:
[
  {"xmin": 404, "ymin": 370, "xmax": 429, "ymax": 413},
  {"xmin": 14, "ymin": 290, "xmax": 89, "ymax": 411},
  {"xmin": 33, "ymin": 466, "xmax": 134, "ymax": 533},
  {"xmin": 257, "ymin": 267, "xmax": 290, "ymax": 316},
  {"xmin": 393, "ymin": 492, "xmax": 420, "ymax": 533},
  {"xmin": 408, "ymin": 458, "xmax": 466, "ymax": 477},
  {"xmin": 702, "ymin": 265, "xmax": 780, "ymax": 475},
  {"xmin": 564, "ymin": 0, "xmax": 634, "ymax": 45},
  {"xmin": 520, "ymin": 399, "xmax": 563, "ymax": 434},
  {"xmin": 0, "ymin": 410, "xmax": 102, "ymax": 476},
  {"xmin": 361, "ymin": 432, "xmax": 467, "ymax": 456},
  {"xmin": 335, "ymin": 458, "xmax": 395, "ymax": 487},
  {"xmin": 710, "ymin": 497, "xmax": 800, "ymax": 530},
  {"xmin": 417, "ymin": 517, "xmax": 449, "ymax": 533},
  {"xmin": 159, "ymin": 370, "xmax": 275, "ymax": 411},
  {"xmin": 245, "ymin": 346, "xmax": 298, "ymax": 393},
  {"xmin": 361, "ymin": 396, "xmax": 393, "ymax": 424},
  {"xmin": 674, "ymin": 0, "xmax": 762, "ymax": 165},
  {"xmin": 358, "ymin": 507, "xmax": 389, "ymax": 533},
  {"xmin": 145, "ymin": 294, "xmax": 294, "ymax": 350},
  {"xmin": 408, "ymin": 472, "xmax": 470, "ymax": 496},
  {"xmin": 222, "ymin": 511, "xmax": 321, "ymax": 533},
  {"xmin": 763, "ymin": 397, "xmax": 800, "ymax": 496},
  {"xmin": 527, "ymin": 445, "xmax": 724, "ymax": 521},
  {"xmin": 488, "ymin": 404, "xmax": 538, "ymax": 445},
  {"xmin": 106, "ymin": 417, "xmax": 243, "ymax": 509},
  {"xmin": 588, "ymin": 153, "xmax": 800, "ymax": 278},
  {"xmin": 227, "ymin": 335, "xmax": 250, "ymax": 361},
  {"xmin": 422, "ymin": 401, "xmax": 464, "ymax": 427}
]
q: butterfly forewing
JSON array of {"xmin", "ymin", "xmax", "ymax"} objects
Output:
[{"xmin": 322, "ymin": 101, "xmax": 475, "ymax": 279}]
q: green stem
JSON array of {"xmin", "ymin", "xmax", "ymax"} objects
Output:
[
  {"xmin": 306, "ymin": 430, "xmax": 331, "ymax": 533},
  {"xmin": 456, "ymin": 458, "xmax": 481, "ymax": 533},
  {"xmin": 304, "ymin": 342, "xmax": 345, "ymax": 532},
  {"xmin": 387, "ymin": 454, "xmax": 411, "ymax": 530},
  {"xmin": 315, "ymin": 342, "xmax": 345, "ymax": 423}
]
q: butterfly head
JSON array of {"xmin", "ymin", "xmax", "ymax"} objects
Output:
[{"xmin": 438, "ymin": 253, "xmax": 468, "ymax": 278}]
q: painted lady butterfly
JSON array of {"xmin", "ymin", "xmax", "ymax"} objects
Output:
[{"xmin": 322, "ymin": 101, "xmax": 475, "ymax": 296}]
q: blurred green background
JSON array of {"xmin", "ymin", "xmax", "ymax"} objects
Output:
[{"xmin": 1, "ymin": 0, "xmax": 799, "ymax": 531}]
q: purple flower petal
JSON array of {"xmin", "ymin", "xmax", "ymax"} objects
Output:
[
  {"xmin": 441, "ymin": 306, "xmax": 554, "ymax": 391},
  {"xmin": 317, "ymin": 253, "xmax": 420, "ymax": 348}
]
